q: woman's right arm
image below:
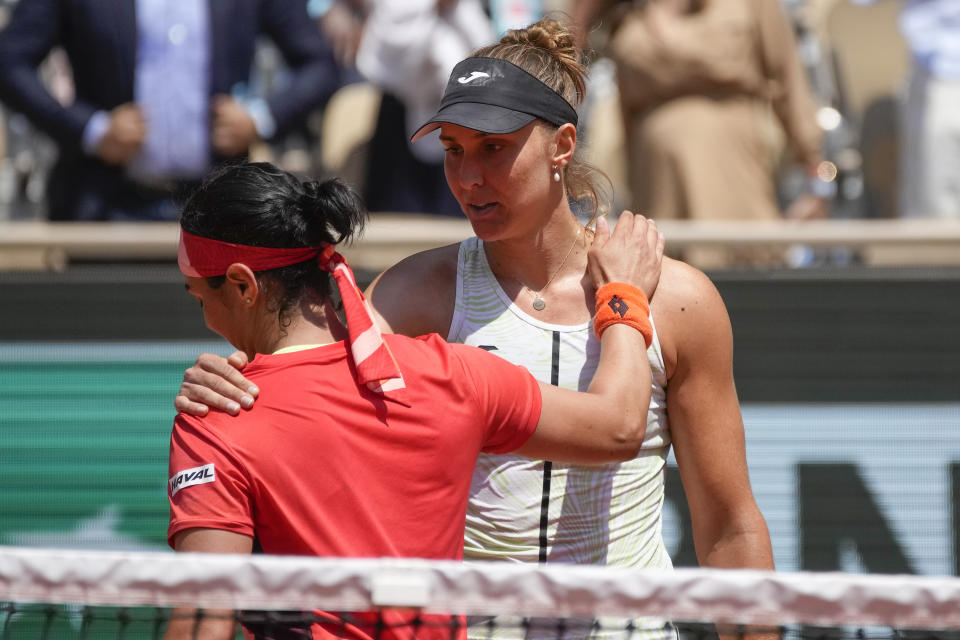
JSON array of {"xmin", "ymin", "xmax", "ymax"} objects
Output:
[
  {"xmin": 163, "ymin": 529, "xmax": 252, "ymax": 640},
  {"xmin": 173, "ymin": 245, "xmax": 460, "ymax": 416}
]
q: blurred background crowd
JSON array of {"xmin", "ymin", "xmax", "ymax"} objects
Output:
[{"xmin": 0, "ymin": 0, "xmax": 955, "ymax": 269}]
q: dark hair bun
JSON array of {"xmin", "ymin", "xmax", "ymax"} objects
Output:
[{"xmin": 299, "ymin": 178, "xmax": 367, "ymax": 247}]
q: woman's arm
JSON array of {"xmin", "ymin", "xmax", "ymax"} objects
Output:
[
  {"xmin": 163, "ymin": 529, "xmax": 253, "ymax": 640},
  {"xmin": 517, "ymin": 323, "xmax": 652, "ymax": 463},
  {"xmin": 756, "ymin": 0, "xmax": 823, "ymax": 171},
  {"xmin": 659, "ymin": 262, "xmax": 774, "ymax": 570},
  {"xmin": 515, "ymin": 213, "xmax": 664, "ymax": 463}
]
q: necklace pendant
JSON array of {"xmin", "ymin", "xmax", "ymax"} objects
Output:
[{"xmin": 532, "ymin": 296, "xmax": 546, "ymax": 311}]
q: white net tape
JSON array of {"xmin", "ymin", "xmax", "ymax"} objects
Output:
[{"xmin": 1, "ymin": 547, "xmax": 960, "ymax": 630}]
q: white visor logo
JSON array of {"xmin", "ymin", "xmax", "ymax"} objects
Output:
[{"xmin": 457, "ymin": 71, "xmax": 490, "ymax": 84}]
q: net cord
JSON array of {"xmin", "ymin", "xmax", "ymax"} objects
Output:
[{"xmin": 1, "ymin": 547, "xmax": 959, "ymax": 630}]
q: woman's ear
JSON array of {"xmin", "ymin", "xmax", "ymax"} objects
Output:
[
  {"xmin": 224, "ymin": 263, "xmax": 259, "ymax": 306},
  {"xmin": 552, "ymin": 122, "xmax": 577, "ymax": 170}
]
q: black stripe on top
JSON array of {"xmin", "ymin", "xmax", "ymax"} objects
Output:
[{"xmin": 539, "ymin": 331, "xmax": 561, "ymax": 564}]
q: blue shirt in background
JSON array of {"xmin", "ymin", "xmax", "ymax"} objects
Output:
[
  {"xmin": 899, "ymin": 0, "xmax": 960, "ymax": 79},
  {"xmin": 83, "ymin": 0, "xmax": 211, "ymax": 185}
]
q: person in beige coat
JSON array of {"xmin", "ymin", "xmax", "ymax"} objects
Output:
[{"xmin": 575, "ymin": 0, "xmax": 830, "ymax": 267}]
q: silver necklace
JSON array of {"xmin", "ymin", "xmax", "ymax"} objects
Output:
[{"xmin": 529, "ymin": 227, "xmax": 581, "ymax": 311}]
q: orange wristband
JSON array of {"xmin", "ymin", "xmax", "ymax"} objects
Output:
[{"xmin": 593, "ymin": 282, "xmax": 653, "ymax": 347}]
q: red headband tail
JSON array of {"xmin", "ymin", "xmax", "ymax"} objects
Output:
[{"xmin": 317, "ymin": 247, "xmax": 408, "ymax": 405}]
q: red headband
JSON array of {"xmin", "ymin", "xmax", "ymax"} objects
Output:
[
  {"xmin": 178, "ymin": 229, "xmax": 408, "ymax": 405},
  {"xmin": 178, "ymin": 229, "xmax": 320, "ymax": 277}
]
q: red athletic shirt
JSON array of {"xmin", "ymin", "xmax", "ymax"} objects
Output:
[{"xmin": 167, "ymin": 333, "xmax": 541, "ymax": 640}]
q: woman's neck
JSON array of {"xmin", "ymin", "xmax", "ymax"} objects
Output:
[
  {"xmin": 250, "ymin": 298, "xmax": 345, "ymax": 357},
  {"xmin": 483, "ymin": 209, "xmax": 588, "ymax": 291}
]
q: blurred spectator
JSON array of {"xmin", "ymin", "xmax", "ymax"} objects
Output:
[
  {"xmin": 355, "ymin": 0, "xmax": 494, "ymax": 216},
  {"xmin": 872, "ymin": 0, "xmax": 960, "ymax": 219},
  {"xmin": 0, "ymin": 0, "xmax": 339, "ymax": 221},
  {"xmin": 310, "ymin": 0, "xmax": 368, "ymax": 74},
  {"xmin": 0, "ymin": 1, "xmax": 8, "ymax": 219},
  {"xmin": 0, "ymin": 111, "xmax": 5, "ymax": 212},
  {"xmin": 488, "ymin": 0, "xmax": 543, "ymax": 35},
  {"xmin": 573, "ymin": 0, "xmax": 832, "ymax": 268}
]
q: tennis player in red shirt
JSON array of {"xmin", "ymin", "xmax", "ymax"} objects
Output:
[{"xmin": 163, "ymin": 162, "xmax": 663, "ymax": 640}]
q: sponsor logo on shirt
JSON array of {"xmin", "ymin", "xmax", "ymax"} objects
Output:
[{"xmin": 168, "ymin": 463, "xmax": 215, "ymax": 497}]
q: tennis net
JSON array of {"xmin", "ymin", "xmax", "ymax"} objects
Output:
[{"xmin": 2, "ymin": 546, "xmax": 960, "ymax": 639}]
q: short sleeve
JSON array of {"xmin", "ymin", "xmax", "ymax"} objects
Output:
[
  {"xmin": 448, "ymin": 343, "xmax": 542, "ymax": 454},
  {"xmin": 167, "ymin": 414, "xmax": 256, "ymax": 548}
]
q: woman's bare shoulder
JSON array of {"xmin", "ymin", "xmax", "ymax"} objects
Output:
[
  {"xmin": 651, "ymin": 257, "xmax": 732, "ymax": 353},
  {"xmin": 654, "ymin": 257, "xmax": 723, "ymax": 310},
  {"xmin": 366, "ymin": 243, "xmax": 462, "ymax": 337}
]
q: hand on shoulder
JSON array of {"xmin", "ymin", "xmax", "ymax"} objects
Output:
[{"xmin": 586, "ymin": 212, "xmax": 665, "ymax": 299}]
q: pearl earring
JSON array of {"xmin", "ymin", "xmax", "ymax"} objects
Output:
[
  {"xmin": 245, "ymin": 298, "xmax": 252, "ymax": 304},
  {"xmin": 552, "ymin": 165, "xmax": 561, "ymax": 183}
]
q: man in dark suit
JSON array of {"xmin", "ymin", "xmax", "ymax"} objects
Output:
[{"xmin": 0, "ymin": 0, "xmax": 340, "ymax": 221}]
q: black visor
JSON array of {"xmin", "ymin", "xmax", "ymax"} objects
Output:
[{"xmin": 411, "ymin": 57, "xmax": 579, "ymax": 141}]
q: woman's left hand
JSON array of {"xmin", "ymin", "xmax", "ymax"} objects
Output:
[{"xmin": 586, "ymin": 211, "xmax": 665, "ymax": 299}]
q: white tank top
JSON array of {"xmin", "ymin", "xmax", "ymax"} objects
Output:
[{"xmin": 449, "ymin": 237, "xmax": 674, "ymax": 571}]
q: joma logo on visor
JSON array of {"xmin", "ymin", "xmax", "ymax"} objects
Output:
[
  {"xmin": 457, "ymin": 71, "xmax": 490, "ymax": 84},
  {"xmin": 169, "ymin": 463, "xmax": 216, "ymax": 496}
]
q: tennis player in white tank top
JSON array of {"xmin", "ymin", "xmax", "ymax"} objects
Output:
[
  {"xmin": 451, "ymin": 238, "xmax": 675, "ymax": 640},
  {"xmin": 451, "ymin": 237, "xmax": 674, "ymax": 573}
]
